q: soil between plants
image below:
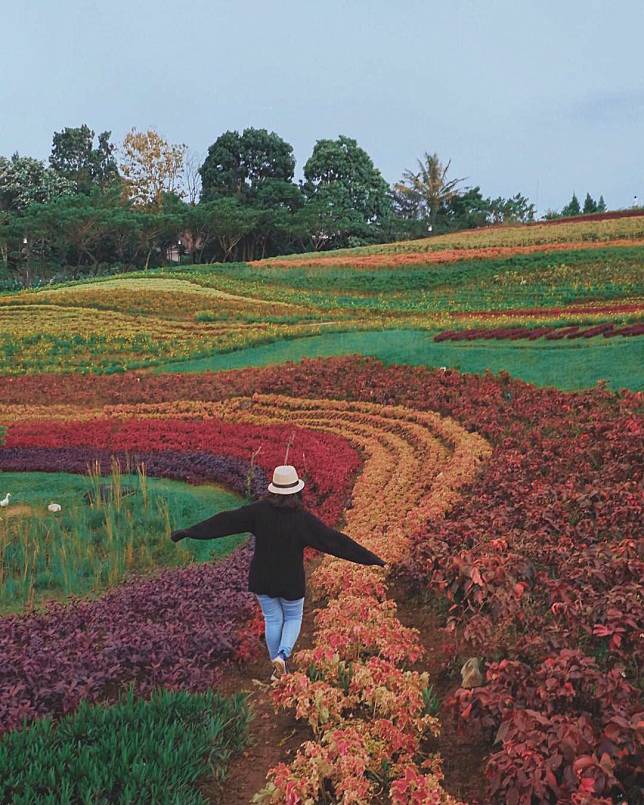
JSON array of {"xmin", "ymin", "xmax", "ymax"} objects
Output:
[{"xmin": 203, "ymin": 563, "xmax": 489, "ymax": 804}]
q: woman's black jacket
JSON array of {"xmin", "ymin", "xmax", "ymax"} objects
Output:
[{"xmin": 171, "ymin": 499, "xmax": 385, "ymax": 600}]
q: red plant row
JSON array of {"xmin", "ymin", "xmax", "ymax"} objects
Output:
[
  {"xmin": 4, "ymin": 418, "xmax": 361, "ymax": 527},
  {"xmin": 528, "ymin": 208, "xmax": 644, "ymax": 226},
  {"xmin": 258, "ymin": 238, "xmax": 644, "ymax": 269},
  {"xmin": 2, "ymin": 358, "xmax": 642, "ymax": 801},
  {"xmin": 454, "ymin": 301, "xmax": 643, "ymax": 319},
  {"xmin": 434, "ymin": 322, "xmax": 644, "ymax": 342},
  {"xmin": 0, "ymin": 420, "xmax": 361, "ymax": 734}
]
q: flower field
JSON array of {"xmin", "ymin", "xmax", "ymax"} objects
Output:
[
  {"xmin": 258, "ymin": 213, "xmax": 644, "ymax": 262},
  {"xmin": 433, "ymin": 322, "xmax": 644, "ymax": 341},
  {"xmin": 1, "ymin": 214, "xmax": 643, "ymax": 802},
  {"xmin": 1, "ymin": 215, "xmax": 643, "ymax": 375}
]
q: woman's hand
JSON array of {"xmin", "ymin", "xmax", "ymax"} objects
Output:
[{"xmin": 170, "ymin": 529, "xmax": 187, "ymax": 543}]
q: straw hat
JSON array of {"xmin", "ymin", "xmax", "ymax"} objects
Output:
[{"xmin": 268, "ymin": 465, "xmax": 305, "ymax": 495}]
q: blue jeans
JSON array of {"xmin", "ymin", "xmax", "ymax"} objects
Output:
[{"xmin": 255, "ymin": 594, "xmax": 305, "ymax": 660}]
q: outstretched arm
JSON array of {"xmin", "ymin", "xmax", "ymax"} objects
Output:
[
  {"xmin": 171, "ymin": 503, "xmax": 256, "ymax": 542},
  {"xmin": 301, "ymin": 511, "xmax": 385, "ymax": 566}
]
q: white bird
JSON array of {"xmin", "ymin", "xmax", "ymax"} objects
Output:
[
  {"xmin": 47, "ymin": 502, "xmax": 62, "ymax": 513},
  {"xmin": 439, "ymin": 366, "xmax": 448, "ymax": 372},
  {"xmin": 0, "ymin": 493, "xmax": 11, "ymax": 507}
]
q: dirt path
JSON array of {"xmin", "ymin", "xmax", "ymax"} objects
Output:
[
  {"xmin": 389, "ymin": 583, "xmax": 489, "ymax": 804},
  {"xmin": 203, "ymin": 569, "xmax": 488, "ymax": 804},
  {"xmin": 202, "ymin": 565, "xmax": 322, "ymax": 805},
  {"xmin": 197, "ymin": 396, "xmax": 492, "ymax": 803}
]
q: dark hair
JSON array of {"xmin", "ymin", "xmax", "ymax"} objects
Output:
[{"xmin": 263, "ymin": 490, "xmax": 304, "ymax": 510}]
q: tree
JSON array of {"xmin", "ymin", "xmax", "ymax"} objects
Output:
[
  {"xmin": 202, "ymin": 199, "xmax": 258, "ymax": 261},
  {"xmin": 440, "ymin": 186, "xmax": 490, "ymax": 230},
  {"xmin": 131, "ymin": 209, "xmax": 183, "ymax": 269},
  {"xmin": 120, "ymin": 128, "xmax": 186, "ymax": 207},
  {"xmin": 243, "ymin": 178, "xmax": 304, "ymax": 259},
  {"xmin": 20, "ymin": 192, "xmax": 114, "ymax": 267},
  {"xmin": 199, "ymin": 128, "xmax": 295, "ymax": 203},
  {"xmin": 0, "ymin": 211, "xmax": 9, "ymax": 271},
  {"xmin": 0, "ymin": 154, "xmax": 74, "ymax": 212},
  {"xmin": 303, "ymin": 135, "xmax": 391, "ymax": 224},
  {"xmin": 183, "ymin": 150, "xmax": 203, "ymax": 206},
  {"xmin": 597, "ymin": 195, "xmax": 607, "ymax": 213},
  {"xmin": 583, "ymin": 193, "xmax": 598, "ymax": 214},
  {"xmin": 50, "ymin": 124, "xmax": 118, "ymax": 192},
  {"xmin": 561, "ymin": 193, "xmax": 581, "ymax": 217},
  {"xmin": 393, "ymin": 152, "xmax": 464, "ymax": 228},
  {"xmin": 486, "ymin": 193, "xmax": 535, "ymax": 224},
  {"xmin": 290, "ymin": 187, "xmax": 367, "ymax": 251}
]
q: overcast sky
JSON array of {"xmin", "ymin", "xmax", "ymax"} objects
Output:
[{"xmin": 2, "ymin": 0, "xmax": 643, "ymax": 212}]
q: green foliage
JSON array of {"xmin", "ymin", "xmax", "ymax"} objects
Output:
[
  {"xmin": 49, "ymin": 124, "xmax": 119, "ymax": 193},
  {"xmin": 583, "ymin": 193, "xmax": 598, "ymax": 214},
  {"xmin": 562, "ymin": 192, "xmax": 581, "ymax": 216},
  {"xmin": 393, "ymin": 152, "xmax": 464, "ymax": 226},
  {"xmin": 199, "ymin": 128, "xmax": 296, "ymax": 203},
  {"xmin": 439, "ymin": 185, "xmax": 490, "ymax": 230},
  {"xmin": 198, "ymin": 198, "xmax": 259, "ymax": 260},
  {"xmin": 422, "ymin": 684, "xmax": 440, "ymax": 716},
  {"xmin": 0, "ymin": 469, "xmax": 246, "ymax": 612},
  {"xmin": 290, "ymin": 187, "xmax": 369, "ymax": 250},
  {"xmin": 486, "ymin": 192, "xmax": 535, "ymax": 224},
  {"xmin": 0, "ymin": 154, "xmax": 75, "ymax": 213},
  {"xmin": 393, "ymin": 153, "xmax": 535, "ymax": 231},
  {"xmin": 303, "ymin": 135, "xmax": 391, "ymax": 224},
  {"xmin": 438, "ymin": 188, "xmax": 535, "ymax": 230},
  {"xmin": 0, "ymin": 687, "xmax": 250, "ymax": 804},
  {"xmin": 156, "ymin": 328, "xmax": 644, "ymax": 392}
]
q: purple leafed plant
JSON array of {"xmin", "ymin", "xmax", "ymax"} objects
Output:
[
  {"xmin": 0, "ymin": 548, "xmax": 256, "ymax": 734},
  {"xmin": 0, "ymin": 447, "xmax": 268, "ymax": 499},
  {"xmin": 0, "ymin": 447, "xmax": 270, "ymax": 733}
]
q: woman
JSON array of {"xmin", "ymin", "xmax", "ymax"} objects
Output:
[{"xmin": 170, "ymin": 464, "xmax": 386, "ymax": 681}]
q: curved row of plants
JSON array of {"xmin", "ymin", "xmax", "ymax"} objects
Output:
[
  {"xmin": 434, "ymin": 322, "xmax": 644, "ymax": 341},
  {"xmin": 182, "ymin": 356, "xmax": 640, "ymax": 805},
  {"xmin": 201, "ymin": 393, "xmax": 490, "ymax": 802},
  {"xmin": 2, "ymin": 357, "xmax": 641, "ymax": 801},
  {"xmin": 0, "ymin": 420, "xmax": 361, "ymax": 734}
]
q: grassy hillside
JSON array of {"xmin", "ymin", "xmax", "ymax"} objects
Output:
[{"xmin": 0, "ymin": 215, "xmax": 642, "ymax": 383}]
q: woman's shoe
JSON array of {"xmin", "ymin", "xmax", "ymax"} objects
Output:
[{"xmin": 271, "ymin": 651, "xmax": 287, "ymax": 679}]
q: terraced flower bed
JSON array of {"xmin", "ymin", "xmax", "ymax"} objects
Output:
[
  {"xmin": 2, "ymin": 212, "xmax": 643, "ymax": 802},
  {"xmin": 2, "ymin": 218, "xmax": 643, "ymax": 376},
  {"xmin": 3, "ymin": 355, "xmax": 640, "ymax": 801},
  {"xmin": 434, "ymin": 322, "xmax": 644, "ymax": 341},
  {"xmin": 258, "ymin": 214, "xmax": 644, "ymax": 263}
]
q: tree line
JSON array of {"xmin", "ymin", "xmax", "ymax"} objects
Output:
[
  {"xmin": 546, "ymin": 192, "xmax": 607, "ymax": 219},
  {"xmin": 0, "ymin": 124, "xmax": 604, "ymax": 286}
]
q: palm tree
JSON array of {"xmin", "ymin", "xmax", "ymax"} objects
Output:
[{"xmin": 393, "ymin": 152, "xmax": 465, "ymax": 228}]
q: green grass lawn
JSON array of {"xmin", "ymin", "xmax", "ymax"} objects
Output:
[
  {"xmin": 0, "ymin": 471, "xmax": 247, "ymax": 612},
  {"xmin": 155, "ymin": 329, "xmax": 643, "ymax": 391}
]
